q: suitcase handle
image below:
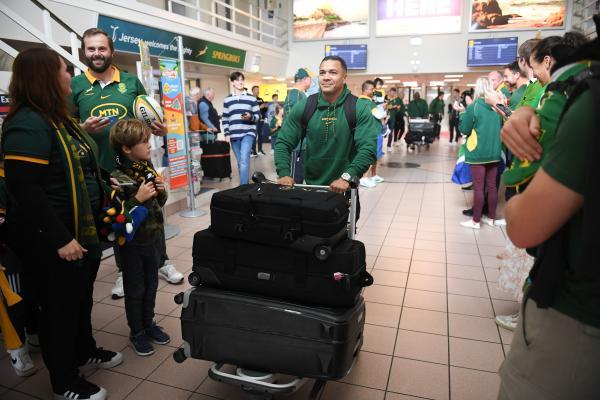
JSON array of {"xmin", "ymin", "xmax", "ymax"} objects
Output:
[{"xmin": 333, "ymin": 270, "xmax": 373, "ymax": 290}]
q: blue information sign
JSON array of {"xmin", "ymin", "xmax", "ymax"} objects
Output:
[{"xmin": 324, "ymin": 44, "xmax": 367, "ymax": 70}]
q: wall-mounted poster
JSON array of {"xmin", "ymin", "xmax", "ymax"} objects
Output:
[
  {"xmin": 293, "ymin": 0, "xmax": 369, "ymax": 41},
  {"xmin": 376, "ymin": 0, "xmax": 462, "ymax": 36},
  {"xmin": 469, "ymin": 0, "xmax": 566, "ymax": 31}
]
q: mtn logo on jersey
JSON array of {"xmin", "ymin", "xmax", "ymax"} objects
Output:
[{"xmin": 91, "ymin": 103, "xmax": 128, "ymax": 119}]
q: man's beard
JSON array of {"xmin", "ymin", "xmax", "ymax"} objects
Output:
[{"xmin": 86, "ymin": 54, "xmax": 112, "ymax": 73}]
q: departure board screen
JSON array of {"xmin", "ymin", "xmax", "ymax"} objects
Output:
[
  {"xmin": 325, "ymin": 44, "xmax": 367, "ymax": 70},
  {"xmin": 467, "ymin": 37, "xmax": 518, "ymax": 67}
]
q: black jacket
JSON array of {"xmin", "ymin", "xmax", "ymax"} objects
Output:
[{"xmin": 199, "ymin": 96, "xmax": 221, "ymax": 133}]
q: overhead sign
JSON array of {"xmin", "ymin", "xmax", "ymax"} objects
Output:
[
  {"xmin": 469, "ymin": 0, "xmax": 566, "ymax": 31},
  {"xmin": 376, "ymin": 0, "xmax": 462, "ymax": 36},
  {"xmin": 98, "ymin": 15, "xmax": 246, "ymax": 68}
]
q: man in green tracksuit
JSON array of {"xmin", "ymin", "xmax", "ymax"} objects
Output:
[
  {"xmin": 275, "ymin": 56, "xmax": 378, "ymax": 193},
  {"xmin": 429, "ymin": 92, "xmax": 445, "ymax": 139},
  {"xmin": 407, "ymin": 92, "xmax": 428, "ymax": 118}
]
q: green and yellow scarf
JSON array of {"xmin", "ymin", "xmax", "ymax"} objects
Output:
[{"xmin": 52, "ymin": 119, "xmax": 105, "ymax": 259}]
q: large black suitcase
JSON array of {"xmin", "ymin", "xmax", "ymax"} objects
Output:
[
  {"xmin": 209, "ymin": 183, "xmax": 350, "ymax": 254},
  {"xmin": 190, "ymin": 229, "xmax": 372, "ymax": 307},
  {"xmin": 201, "ymin": 140, "xmax": 232, "ymax": 179},
  {"xmin": 180, "ymin": 286, "xmax": 365, "ymax": 380},
  {"xmin": 406, "ymin": 119, "xmax": 436, "ymax": 145}
]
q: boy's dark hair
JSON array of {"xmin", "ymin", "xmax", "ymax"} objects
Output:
[
  {"xmin": 230, "ymin": 71, "xmax": 245, "ymax": 82},
  {"xmin": 251, "ymin": 85, "xmax": 259, "ymax": 91},
  {"xmin": 453, "ymin": 88, "xmax": 460, "ymax": 93},
  {"xmin": 389, "ymin": 87, "xmax": 397, "ymax": 93},
  {"xmin": 109, "ymin": 119, "xmax": 151, "ymax": 155},
  {"xmin": 373, "ymin": 77, "xmax": 384, "ymax": 86},
  {"xmin": 82, "ymin": 28, "xmax": 114, "ymax": 52},
  {"xmin": 361, "ymin": 80, "xmax": 375, "ymax": 93},
  {"xmin": 272, "ymin": 94, "xmax": 278, "ymax": 99},
  {"xmin": 320, "ymin": 55, "xmax": 347, "ymax": 72}
]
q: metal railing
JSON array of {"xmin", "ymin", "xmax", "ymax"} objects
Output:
[
  {"xmin": 571, "ymin": 0, "xmax": 599, "ymax": 39},
  {"xmin": 159, "ymin": 0, "xmax": 288, "ymax": 49}
]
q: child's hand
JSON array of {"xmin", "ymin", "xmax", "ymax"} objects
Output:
[
  {"xmin": 135, "ymin": 180, "xmax": 157, "ymax": 203},
  {"xmin": 154, "ymin": 177, "xmax": 166, "ymax": 192}
]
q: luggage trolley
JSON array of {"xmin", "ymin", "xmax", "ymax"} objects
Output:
[
  {"xmin": 406, "ymin": 118, "xmax": 436, "ymax": 151},
  {"xmin": 173, "ymin": 172, "xmax": 361, "ymax": 400}
]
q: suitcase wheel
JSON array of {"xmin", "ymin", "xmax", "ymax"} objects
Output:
[
  {"xmin": 188, "ymin": 271, "xmax": 201, "ymax": 286},
  {"xmin": 174, "ymin": 292, "xmax": 184, "ymax": 305},
  {"xmin": 314, "ymin": 245, "xmax": 332, "ymax": 261},
  {"xmin": 173, "ymin": 348, "xmax": 187, "ymax": 364}
]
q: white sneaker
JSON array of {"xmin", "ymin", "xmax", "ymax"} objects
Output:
[
  {"xmin": 371, "ymin": 175, "xmax": 385, "ymax": 183},
  {"xmin": 387, "ymin": 146, "xmax": 392, "ymax": 151},
  {"xmin": 359, "ymin": 177, "xmax": 376, "ymax": 188},
  {"xmin": 494, "ymin": 218, "xmax": 507, "ymax": 226},
  {"xmin": 8, "ymin": 346, "xmax": 36, "ymax": 377},
  {"xmin": 159, "ymin": 263, "xmax": 184, "ymax": 284},
  {"xmin": 481, "ymin": 216, "xmax": 496, "ymax": 227},
  {"xmin": 460, "ymin": 219, "xmax": 481, "ymax": 229},
  {"xmin": 111, "ymin": 272, "xmax": 124, "ymax": 299},
  {"xmin": 495, "ymin": 313, "xmax": 519, "ymax": 331}
]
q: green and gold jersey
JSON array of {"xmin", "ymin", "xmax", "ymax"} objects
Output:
[
  {"xmin": 516, "ymin": 79, "xmax": 544, "ymax": 109},
  {"xmin": 70, "ymin": 67, "xmax": 146, "ymax": 171},
  {"xmin": 508, "ymin": 83, "xmax": 526, "ymax": 111},
  {"xmin": 503, "ymin": 61, "xmax": 595, "ymax": 188}
]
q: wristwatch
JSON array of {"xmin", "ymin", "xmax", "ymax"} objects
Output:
[{"xmin": 341, "ymin": 172, "xmax": 352, "ymax": 182}]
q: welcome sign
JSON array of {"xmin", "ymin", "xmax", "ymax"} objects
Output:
[
  {"xmin": 98, "ymin": 15, "xmax": 246, "ymax": 68},
  {"xmin": 376, "ymin": 0, "xmax": 462, "ymax": 36}
]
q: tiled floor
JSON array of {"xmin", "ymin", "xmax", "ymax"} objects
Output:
[{"xmin": 0, "ymin": 137, "xmax": 519, "ymax": 400}]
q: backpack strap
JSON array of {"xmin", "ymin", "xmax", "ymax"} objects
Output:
[
  {"xmin": 342, "ymin": 94, "xmax": 358, "ymax": 134},
  {"xmin": 299, "ymin": 93, "xmax": 319, "ymax": 147}
]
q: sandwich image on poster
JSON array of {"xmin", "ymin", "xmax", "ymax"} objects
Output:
[
  {"xmin": 293, "ymin": 0, "xmax": 369, "ymax": 41},
  {"xmin": 469, "ymin": 0, "xmax": 566, "ymax": 31}
]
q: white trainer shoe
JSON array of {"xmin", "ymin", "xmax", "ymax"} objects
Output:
[
  {"xmin": 494, "ymin": 218, "xmax": 507, "ymax": 226},
  {"xmin": 159, "ymin": 263, "xmax": 184, "ymax": 284},
  {"xmin": 359, "ymin": 177, "xmax": 376, "ymax": 188},
  {"xmin": 111, "ymin": 272, "xmax": 124, "ymax": 299},
  {"xmin": 460, "ymin": 219, "xmax": 481, "ymax": 229},
  {"xmin": 371, "ymin": 175, "xmax": 385, "ymax": 183},
  {"xmin": 8, "ymin": 346, "xmax": 36, "ymax": 377},
  {"xmin": 495, "ymin": 312, "xmax": 519, "ymax": 331}
]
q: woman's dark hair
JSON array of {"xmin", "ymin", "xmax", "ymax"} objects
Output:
[
  {"xmin": 531, "ymin": 36, "xmax": 564, "ymax": 64},
  {"xmin": 561, "ymin": 31, "xmax": 589, "ymax": 49},
  {"xmin": 229, "ymin": 71, "xmax": 245, "ymax": 82},
  {"xmin": 3, "ymin": 47, "xmax": 70, "ymax": 128}
]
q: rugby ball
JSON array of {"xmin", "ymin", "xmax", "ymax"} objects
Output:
[{"xmin": 133, "ymin": 95, "xmax": 164, "ymax": 126}]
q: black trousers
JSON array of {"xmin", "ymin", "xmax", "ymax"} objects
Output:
[
  {"xmin": 449, "ymin": 118, "xmax": 460, "ymax": 142},
  {"xmin": 11, "ymin": 232, "xmax": 100, "ymax": 393},
  {"xmin": 432, "ymin": 114, "xmax": 443, "ymax": 139},
  {"xmin": 120, "ymin": 240, "xmax": 160, "ymax": 335}
]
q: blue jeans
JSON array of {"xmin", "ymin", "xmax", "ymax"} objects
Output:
[{"xmin": 230, "ymin": 134, "xmax": 254, "ymax": 185}]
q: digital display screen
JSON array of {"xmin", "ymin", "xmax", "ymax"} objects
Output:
[
  {"xmin": 324, "ymin": 44, "xmax": 367, "ymax": 70},
  {"xmin": 467, "ymin": 37, "xmax": 518, "ymax": 67}
]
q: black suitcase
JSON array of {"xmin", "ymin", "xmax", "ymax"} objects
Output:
[
  {"xmin": 180, "ymin": 286, "xmax": 365, "ymax": 380},
  {"xmin": 406, "ymin": 119, "xmax": 436, "ymax": 145},
  {"xmin": 209, "ymin": 183, "xmax": 350, "ymax": 255},
  {"xmin": 201, "ymin": 140, "xmax": 232, "ymax": 179},
  {"xmin": 190, "ymin": 229, "xmax": 372, "ymax": 307}
]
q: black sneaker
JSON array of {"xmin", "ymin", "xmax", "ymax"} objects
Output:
[
  {"xmin": 146, "ymin": 324, "xmax": 171, "ymax": 345},
  {"xmin": 462, "ymin": 207, "xmax": 474, "ymax": 217},
  {"xmin": 130, "ymin": 331, "xmax": 154, "ymax": 356},
  {"xmin": 53, "ymin": 375, "xmax": 107, "ymax": 400},
  {"xmin": 81, "ymin": 347, "xmax": 123, "ymax": 371}
]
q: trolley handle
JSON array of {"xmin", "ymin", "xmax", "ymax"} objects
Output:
[{"xmin": 252, "ymin": 171, "xmax": 358, "ymax": 192}]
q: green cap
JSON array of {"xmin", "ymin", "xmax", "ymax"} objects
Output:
[{"xmin": 294, "ymin": 68, "xmax": 311, "ymax": 81}]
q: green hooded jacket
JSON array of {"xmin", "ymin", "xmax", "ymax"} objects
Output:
[
  {"xmin": 274, "ymin": 86, "xmax": 378, "ymax": 185},
  {"xmin": 407, "ymin": 99, "xmax": 429, "ymax": 118},
  {"xmin": 459, "ymin": 98, "xmax": 502, "ymax": 164},
  {"xmin": 429, "ymin": 98, "xmax": 445, "ymax": 115}
]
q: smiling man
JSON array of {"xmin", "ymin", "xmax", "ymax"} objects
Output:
[
  {"xmin": 70, "ymin": 28, "xmax": 167, "ymax": 172},
  {"xmin": 274, "ymin": 55, "xmax": 378, "ymax": 193},
  {"xmin": 70, "ymin": 28, "xmax": 182, "ymax": 300}
]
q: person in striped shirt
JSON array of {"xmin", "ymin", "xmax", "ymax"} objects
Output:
[{"xmin": 222, "ymin": 72, "xmax": 260, "ymax": 185}]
